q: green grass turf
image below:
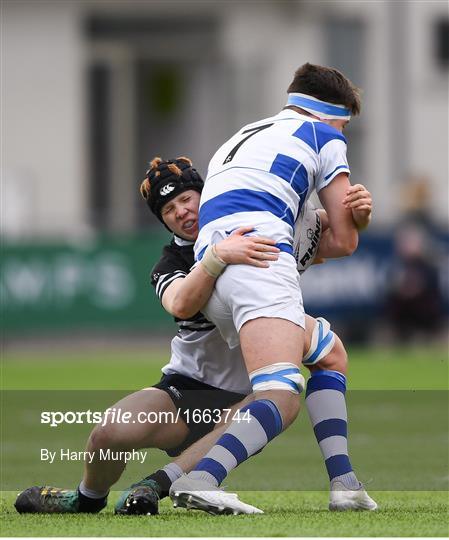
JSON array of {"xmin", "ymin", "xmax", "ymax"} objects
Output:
[
  {"xmin": 1, "ymin": 346, "xmax": 448, "ymax": 536},
  {"xmin": 1, "ymin": 491, "xmax": 448, "ymax": 537},
  {"xmin": 2, "ymin": 345, "xmax": 448, "ymax": 390}
]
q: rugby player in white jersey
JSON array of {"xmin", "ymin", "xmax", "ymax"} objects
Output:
[
  {"xmin": 114, "ymin": 156, "xmax": 373, "ymax": 515},
  {"xmin": 139, "ymin": 157, "xmax": 375, "ymax": 515},
  {"xmin": 170, "ymin": 63, "xmax": 371, "ymax": 511},
  {"xmin": 14, "ymin": 154, "xmax": 376, "ymax": 516}
]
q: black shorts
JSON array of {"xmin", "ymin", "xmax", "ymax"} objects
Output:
[{"xmin": 153, "ymin": 373, "xmax": 247, "ymax": 457}]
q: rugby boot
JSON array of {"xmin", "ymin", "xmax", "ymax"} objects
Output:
[
  {"xmin": 115, "ymin": 478, "xmax": 161, "ymax": 515},
  {"xmin": 329, "ymin": 480, "xmax": 378, "ymax": 511},
  {"xmin": 15, "ymin": 486, "xmax": 80, "ymax": 513},
  {"xmin": 170, "ymin": 475, "xmax": 263, "ymax": 515}
]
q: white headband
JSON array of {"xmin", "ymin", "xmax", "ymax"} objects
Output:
[{"xmin": 286, "ymin": 93, "xmax": 351, "ymax": 121}]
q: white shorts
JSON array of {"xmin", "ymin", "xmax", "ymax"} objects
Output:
[{"xmin": 202, "ymin": 253, "xmax": 305, "ymax": 349}]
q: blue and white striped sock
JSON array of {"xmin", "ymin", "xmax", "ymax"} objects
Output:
[
  {"xmin": 305, "ymin": 370, "xmax": 359, "ymax": 489},
  {"xmin": 189, "ymin": 399, "xmax": 283, "ymax": 486}
]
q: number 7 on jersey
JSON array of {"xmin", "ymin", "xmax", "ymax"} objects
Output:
[{"xmin": 223, "ymin": 123, "xmax": 274, "ymax": 164}]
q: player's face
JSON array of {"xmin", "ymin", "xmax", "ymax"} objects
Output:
[
  {"xmin": 161, "ymin": 189, "xmax": 201, "ymax": 241},
  {"xmin": 325, "ymin": 119, "xmax": 349, "ymax": 132}
]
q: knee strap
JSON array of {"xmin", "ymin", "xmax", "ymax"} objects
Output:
[
  {"xmin": 249, "ymin": 362, "xmax": 305, "ymax": 394},
  {"xmin": 303, "ymin": 317, "xmax": 336, "ymax": 365}
]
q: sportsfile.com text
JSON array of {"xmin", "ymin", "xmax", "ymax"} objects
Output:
[{"xmin": 40, "ymin": 408, "xmax": 251, "ymax": 427}]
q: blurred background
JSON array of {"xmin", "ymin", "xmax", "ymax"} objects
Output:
[
  {"xmin": 2, "ymin": 0, "xmax": 448, "ymax": 348},
  {"xmin": 2, "ymin": 0, "xmax": 448, "ymax": 506}
]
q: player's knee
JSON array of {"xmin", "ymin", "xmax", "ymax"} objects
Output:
[
  {"xmin": 250, "ymin": 362, "xmax": 305, "ymax": 394},
  {"xmin": 249, "ymin": 362, "xmax": 303, "ymax": 428},
  {"xmin": 315, "ymin": 334, "xmax": 348, "ymax": 374},
  {"xmin": 87, "ymin": 422, "xmax": 126, "ymax": 452},
  {"xmin": 332, "ymin": 335, "xmax": 348, "ymax": 373},
  {"xmin": 303, "ymin": 317, "xmax": 336, "ymax": 368},
  {"xmin": 304, "ymin": 317, "xmax": 348, "ymax": 374}
]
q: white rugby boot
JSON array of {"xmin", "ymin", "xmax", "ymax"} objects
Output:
[
  {"xmin": 170, "ymin": 475, "xmax": 263, "ymax": 515},
  {"xmin": 329, "ymin": 480, "xmax": 378, "ymax": 511}
]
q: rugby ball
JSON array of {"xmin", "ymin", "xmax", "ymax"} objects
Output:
[{"xmin": 293, "ymin": 202, "xmax": 322, "ymax": 274}]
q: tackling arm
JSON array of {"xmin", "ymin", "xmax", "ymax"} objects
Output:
[
  {"xmin": 162, "ymin": 268, "xmax": 217, "ymax": 320},
  {"xmin": 162, "ymin": 228, "xmax": 280, "ymax": 319}
]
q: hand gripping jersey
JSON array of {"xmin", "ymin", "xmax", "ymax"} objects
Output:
[
  {"xmin": 151, "ymin": 235, "xmax": 252, "ymax": 396},
  {"xmin": 194, "ymin": 109, "xmax": 349, "ymax": 261}
]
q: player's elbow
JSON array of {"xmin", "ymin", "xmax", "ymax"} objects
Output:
[
  {"xmin": 334, "ymin": 233, "xmax": 358, "ymax": 256},
  {"xmin": 163, "ymin": 287, "xmax": 197, "ymax": 319},
  {"xmin": 170, "ymin": 296, "xmax": 196, "ymax": 319},
  {"xmin": 342, "ymin": 236, "xmax": 358, "ymax": 256}
]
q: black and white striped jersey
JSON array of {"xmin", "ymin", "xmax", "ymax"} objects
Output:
[
  {"xmin": 151, "ymin": 236, "xmax": 215, "ymax": 332},
  {"xmin": 150, "ymin": 235, "xmax": 252, "ymax": 395}
]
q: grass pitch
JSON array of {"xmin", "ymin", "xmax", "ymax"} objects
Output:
[
  {"xmin": 1, "ymin": 345, "xmax": 448, "ymax": 536},
  {"xmin": 1, "ymin": 490, "xmax": 448, "ymax": 537}
]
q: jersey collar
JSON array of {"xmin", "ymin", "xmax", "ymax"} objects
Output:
[
  {"xmin": 173, "ymin": 234, "xmax": 194, "ymax": 247},
  {"xmin": 278, "ymin": 107, "xmax": 316, "ymax": 122}
]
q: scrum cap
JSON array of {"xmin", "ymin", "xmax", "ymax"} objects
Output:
[{"xmin": 140, "ymin": 156, "xmax": 204, "ymax": 223}]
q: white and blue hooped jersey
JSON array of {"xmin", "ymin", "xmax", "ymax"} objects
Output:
[{"xmin": 194, "ymin": 108, "xmax": 350, "ymax": 261}]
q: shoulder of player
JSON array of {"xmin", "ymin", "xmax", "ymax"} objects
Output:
[
  {"xmin": 151, "ymin": 242, "xmax": 184, "ymax": 276},
  {"xmin": 289, "ymin": 119, "xmax": 347, "ymax": 157},
  {"xmin": 152, "ymin": 237, "xmax": 194, "ymax": 275},
  {"xmin": 313, "ymin": 120, "xmax": 347, "ymax": 147},
  {"xmin": 164, "ymin": 238, "xmax": 194, "ymax": 258},
  {"xmin": 154, "ymin": 241, "xmax": 179, "ymax": 265}
]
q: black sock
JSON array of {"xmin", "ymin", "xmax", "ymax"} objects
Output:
[
  {"xmin": 77, "ymin": 489, "xmax": 108, "ymax": 513},
  {"xmin": 146, "ymin": 470, "xmax": 172, "ymax": 499}
]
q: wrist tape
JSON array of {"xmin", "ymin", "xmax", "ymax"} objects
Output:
[{"xmin": 200, "ymin": 244, "xmax": 227, "ymax": 278}]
